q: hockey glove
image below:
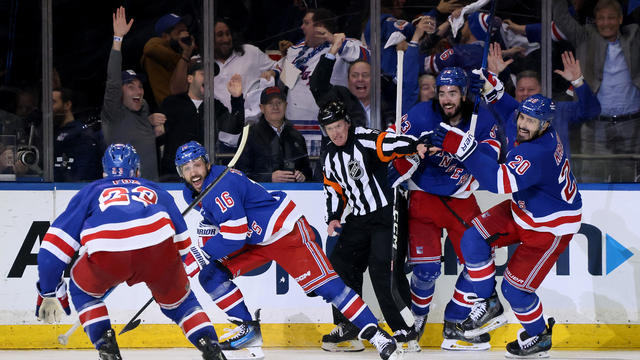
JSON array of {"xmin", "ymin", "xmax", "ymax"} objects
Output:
[
  {"xmin": 184, "ymin": 246, "xmax": 210, "ymax": 278},
  {"xmin": 471, "ymin": 69, "xmax": 504, "ymax": 104},
  {"xmin": 388, "ymin": 154, "xmax": 420, "ymax": 188},
  {"xmin": 432, "ymin": 122, "xmax": 477, "ymax": 161},
  {"xmin": 36, "ymin": 279, "xmax": 71, "ymax": 323}
]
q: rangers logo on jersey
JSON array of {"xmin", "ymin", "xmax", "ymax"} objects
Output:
[{"xmin": 348, "ymin": 159, "xmax": 364, "ymax": 180}]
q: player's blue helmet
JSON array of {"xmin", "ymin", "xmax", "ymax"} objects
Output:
[
  {"xmin": 436, "ymin": 67, "xmax": 468, "ymax": 96},
  {"xmin": 175, "ymin": 141, "xmax": 209, "ymax": 176},
  {"xmin": 102, "ymin": 143, "xmax": 140, "ymax": 178},
  {"xmin": 518, "ymin": 94, "xmax": 556, "ymax": 130}
]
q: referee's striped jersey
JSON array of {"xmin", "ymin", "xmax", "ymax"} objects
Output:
[{"xmin": 323, "ymin": 126, "xmax": 419, "ymax": 222}]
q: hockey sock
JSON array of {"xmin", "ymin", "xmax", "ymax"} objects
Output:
[
  {"xmin": 460, "ymin": 226, "xmax": 495, "ymax": 299},
  {"xmin": 161, "ymin": 290, "xmax": 218, "ymax": 345},
  {"xmin": 69, "ymin": 280, "xmax": 111, "ymax": 348},
  {"xmin": 502, "ymin": 281, "xmax": 546, "ymax": 336},
  {"xmin": 443, "ymin": 269, "xmax": 475, "ymax": 323},
  {"xmin": 315, "ymin": 278, "xmax": 378, "ymax": 330},
  {"xmin": 410, "ymin": 262, "xmax": 440, "ymax": 317},
  {"xmin": 199, "ymin": 262, "xmax": 252, "ymax": 321}
]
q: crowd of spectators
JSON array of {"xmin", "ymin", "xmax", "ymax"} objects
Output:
[{"xmin": 1, "ymin": 0, "xmax": 639, "ymax": 183}]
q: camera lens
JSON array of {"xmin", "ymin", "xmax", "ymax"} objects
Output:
[{"xmin": 17, "ymin": 149, "xmax": 37, "ymax": 166}]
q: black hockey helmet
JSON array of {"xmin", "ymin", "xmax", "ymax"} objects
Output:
[{"xmin": 318, "ymin": 101, "xmax": 351, "ymax": 128}]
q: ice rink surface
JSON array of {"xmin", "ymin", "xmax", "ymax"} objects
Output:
[{"xmin": 1, "ymin": 348, "xmax": 640, "ymax": 360}]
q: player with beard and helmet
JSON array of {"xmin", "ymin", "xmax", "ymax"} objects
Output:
[
  {"xmin": 431, "ymin": 94, "xmax": 582, "ymax": 358},
  {"xmin": 388, "ymin": 67, "xmax": 502, "ymax": 351},
  {"xmin": 175, "ymin": 141, "xmax": 402, "ymax": 360}
]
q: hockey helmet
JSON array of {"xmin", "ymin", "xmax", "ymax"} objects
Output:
[
  {"xmin": 518, "ymin": 94, "xmax": 555, "ymax": 130},
  {"xmin": 436, "ymin": 67, "xmax": 468, "ymax": 96},
  {"xmin": 102, "ymin": 143, "xmax": 140, "ymax": 178},
  {"xmin": 318, "ymin": 101, "xmax": 350, "ymax": 128},
  {"xmin": 175, "ymin": 141, "xmax": 209, "ymax": 176}
]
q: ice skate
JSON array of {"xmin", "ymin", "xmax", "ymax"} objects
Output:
[
  {"xmin": 505, "ymin": 318, "xmax": 555, "ymax": 359},
  {"xmin": 458, "ymin": 292, "xmax": 507, "ymax": 337},
  {"xmin": 197, "ymin": 336, "xmax": 227, "ymax": 360},
  {"xmin": 321, "ymin": 322, "xmax": 364, "ymax": 352},
  {"xmin": 97, "ymin": 328, "xmax": 122, "ymax": 360},
  {"xmin": 441, "ymin": 320, "xmax": 491, "ymax": 351},
  {"xmin": 393, "ymin": 327, "xmax": 421, "ymax": 352},
  {"xmin": 220, "ymin": 309, "xmax": 263, "ymax": 350},
  {"xmin": 359, "ymin": 324, "xmax": 400, "ymax": 360}
]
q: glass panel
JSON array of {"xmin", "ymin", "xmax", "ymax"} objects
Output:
[
  {"xmin": 550, "ymin": 0, "xmax": 639, "ymax": 183},
  {"xmin": 51, "ymin": 2, "xmax": 204, "ymax": 182},
  {"xmin": 0, "ymin": 0, "xmax": 44, "ymax": 181},
  {"xmin": 212, "ymin": 2, "xmax": 372, "ymax": 183}
]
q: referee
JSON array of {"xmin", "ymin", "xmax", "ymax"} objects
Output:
[{"xmin": 319, "ymin": 101, "xmax": 428, "ymax": 352}]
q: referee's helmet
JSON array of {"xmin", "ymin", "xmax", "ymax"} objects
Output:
[{"xmin": 318, "ymin": 101, "xmax": 350, "ymax": 128}]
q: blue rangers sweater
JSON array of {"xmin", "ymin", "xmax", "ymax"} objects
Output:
[
  {"xmin": 37, "ymin": 177, "xmax": 192, "ymax": 294},
  {"xmin": 463, "ymin": 124, "xmax": 582, "ymax": 236},
  {"xmin": 182, "ymin": 166, "xmax": 303, "ymax": 261},
  {"xmin": 401, "ymin": 101, "xmax": 501, "ymax": 198}
]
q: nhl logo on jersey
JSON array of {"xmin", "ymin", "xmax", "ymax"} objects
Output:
[{"xmin": 348, "ymin": 159, "xmax": 364, "ymax": 180}]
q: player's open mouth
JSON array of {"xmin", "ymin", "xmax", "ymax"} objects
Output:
[
  {"xmin": 132, "ymin": 96, "xmax": 141, "ymax": 104},
  {"xmin": 191, "ymin": 176, "xmax": 203, "ymax": 188},
  {"xmin": 518, "ymin": 128, "xmax": 529, "ymax": 136}
]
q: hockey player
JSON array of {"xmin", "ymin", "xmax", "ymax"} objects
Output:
[
  {"xmin": 175, "ymin": 141, "xmax": 400, "ymax": 360},
  {"xmin": 35, "ymin": 144, "xmax": 225, "ymax": 360},
  {"xmin": 319, "ymin": 101, "xmax": 428, "ymax": 352},
  {"xmin": 431, "ymin": 93, "xmax": 582, "ymax": 358},
  {"xmin": 389, "ymin": 67, "xmax": 501, "ymax": 351}
]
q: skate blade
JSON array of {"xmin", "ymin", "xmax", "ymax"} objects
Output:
[
  {"xmin": 398, "ymin": 340, "xmax": 421, "ymax": 353},
  {"xmin": 222, "ymin": 347, "xmax": 264, "ymax": 360},
  {"xmin": 441, "ymin": 338, "xmax": 490, "ymax": 351},
  {"xmin": 504, "ymin": 350, "xmax": 550, "ymax": 359},
  {"xmin": 464, "ymin": 314, "xmax": 508, "ymax": 337},
  {"xmin": 321, "ymin": 340, "xmax": 365, "ymax": 352}
]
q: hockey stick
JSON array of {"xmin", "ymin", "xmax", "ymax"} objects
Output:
[
  {"xmin": 469, "ymin": 0, "xmax": 498, "ymax": 134},
  {"xmin": 119, "ymin": 125, "xmax": 251, "ymax": 335},
  {"xmin": 57, "ymin": 320, "xmax": 81, "ymax": 345},
  {"xmin": 390, "ymin": 49, "xmax": 414, "ymax": 328}
]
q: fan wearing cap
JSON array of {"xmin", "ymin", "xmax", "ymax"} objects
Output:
[
  {"xmin": 101, "ymin": 7, "xmax": 166, "ymax": 181},
  {"xmin": 159, "ymin": 58, "xmax": 245, "ymax": 180},
  {"xmin": 141, "ymin": 12, "xmax": 195, "ymax": 105},
  {"xmin": 235, "ymin": 86, "xmax": 312, "ymax": 183},
  {"xmin": 319, "ymin": 100, "xmax": 428, "ymax": 351}
]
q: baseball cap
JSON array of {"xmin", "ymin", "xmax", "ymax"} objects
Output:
[
  {"xmin": 260, "ymin": 87, "xmax": 285, "ymax": 105},
  {"xmin": 121, "ymin": 69, "xmax": 145, "ymax": 84},
  {"xmin": 154, "ymin": 13, "xmax": 187, "ymax": 37}
]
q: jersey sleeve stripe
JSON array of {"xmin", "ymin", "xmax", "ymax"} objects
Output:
[
  {"xmin": 481, "ymin": 139, "xmax": 502, "ymax": 157},
  {"xmin": 44, "ymin": 226, "xmax": 81, "ymax": 252},
  {"xmin": 42, "ymin": 232, "xmax": 78, "ymax": 260},
  {"xmin": 40, "ymin": 241, "xmax": 72, "ymax": 264},
  {"xmin": 272, "ymin": 200, "xmax": 296, "ymax": 235}
]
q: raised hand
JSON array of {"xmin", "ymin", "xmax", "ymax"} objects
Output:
[
  {"xmin": 554, "ymin": 51, "xmax": 582, "ymax": 82},
  {"xmin": 487, "ymin": 42, "xmax": 513, "ymax": 75},
  {"xmin": 112, "ymin": 6, "xmax": 133, "ymax": 37},
  {"xmin": 227, "ymin": 74, "xmax": 243, "ymax": 97}
]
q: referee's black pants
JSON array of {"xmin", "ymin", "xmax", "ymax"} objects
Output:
[{"xmin": 328, "ymin": 205, "xmax": 412, "ymax": 332}]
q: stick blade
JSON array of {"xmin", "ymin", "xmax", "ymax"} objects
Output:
[{"xmin": 119, "ymin": 319, "xmax": 141, "ymax": 335}]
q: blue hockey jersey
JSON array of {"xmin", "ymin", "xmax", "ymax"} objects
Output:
[
  {"xmin": 424, "ymin": 42, "xmax": 485, "ymax": 74},
  {"xmin": 364, "ymin": 14, "xmax": 415, "ymax": 77},
  {"xmin": 38, "ymin": 177, "xmax": 192, "ymax": 293},
  {"xmin": 401, "ymin": 101, "xmax": 501, "ymax": 198},
  {"xmin": 463, "ymin": 125, "xmax": 582, "ymax": 236},
  {"xmin": 182, "ymin": 166, "xmax": 303, "ymax": 261}
]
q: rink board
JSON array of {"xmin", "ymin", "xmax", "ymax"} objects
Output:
[{"xmin": 0, "ymin": 183, "xmax": 639, "ymax": 348}]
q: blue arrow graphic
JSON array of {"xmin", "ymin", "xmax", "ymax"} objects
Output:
[{"xmin": 606, "ymin": 234, "xmax": 634, "ymax": 274}]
